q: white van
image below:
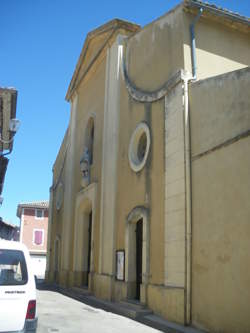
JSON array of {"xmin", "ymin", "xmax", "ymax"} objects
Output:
[{"xmin": 0, "ymin": 240, "xmax": 38, "ymax": 332}]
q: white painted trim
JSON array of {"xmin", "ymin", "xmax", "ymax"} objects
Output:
[
  {"xmin": 32, "ymin": 228, "xmax": 45, "ymax": 246},
  {"xmin": 29, "ymin": 249, "xmax": 47, "ymax": 254}
]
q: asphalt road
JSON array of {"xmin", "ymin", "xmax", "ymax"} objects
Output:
[{"xmin": 37, "ymin": 289, "xmax": 161, "ymax": 333}]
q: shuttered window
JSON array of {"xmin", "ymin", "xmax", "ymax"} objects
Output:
[
  {"xmin": 33, "ymin": 229, "xmax": 43, "ymax": 245},
  {"xmin": 35, "ymin": 209, "xmax": 44, "ymax": 219}
]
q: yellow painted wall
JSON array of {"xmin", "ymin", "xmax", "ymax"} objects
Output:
[
  {"xmin": 183, "ymin": 12, "xmax": 250, "ymax": 79},
  {"xmin": 147, "ymin": 284, "xmax": 185, "ymax": 324},
  {"xmin": 116, "ymin": 85, "xmax": 165, "ymax": 285},
  {"xmin": 75, "ymin": 31, "xmax": 113, "ymax": 90},
  {"xmin": 148, "ymin": 99, "xmax": 165, "ymax": 285},
  {"xmin": 47, "ymin": 4, "xmax": 250, "ymax": 329},
  {"xmin": 115, "ymin": 94, "xmax": 146, "ymax": 250},
  {"xmin": 126, "ymin": 4, "xmax": 185, "ymax": 91},
  {"xmin": 190, "ymin": 68, "xmax": 250, "ymax": 157},
  {"xmin": 115, "ymin": 4, "xmax": 186, "ymax": 288},
  {"xmin": 71, "ymin": 54, "xmax": 107, "ymax": 274},
  {"xmin": 190, "ymin": 68, "xmax": 250, "ymax": 333},
  {"xmin": 48, "ymin": 130, "xmax": 68, "ymax": 276},
  {"xmin": 112, "ymin": 8, "xmax": 187, "ymax": 320},
  {"xmin": 52, "ymin": 129, "xmax": 68, "ymax": 186}
]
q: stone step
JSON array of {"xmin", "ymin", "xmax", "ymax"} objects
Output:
[
  {"xmin": 65, "ymin": 289, "xmax": 152, "ymax": 320},
  {"xmin": 114, "ymin": 300, "xmax": 153, "ymax": 319},
  {"xmin": 141, "ymin": 314, "xmax": 206, "ymax": 333},
  {"xmin": 69, "ymin": 286, "xmax": 92, "ymax": 297},
  {"xmin": 120, "ymin": 299, "xmax": 147, "ymax": 310}
]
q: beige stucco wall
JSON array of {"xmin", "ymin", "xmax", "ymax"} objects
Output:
[
  {"xmin": 190, "ymin": 67, "xmax": 250, "ymax": 333},
  {"xmin": 75, "ymin": 31, "xmax": 113, "ymax": 90},
  {"xmin": 125, "ymin": 6, "xmax": 250, "ymax": 91},
  {"xmin": 113, "ymin": 9, "xmax": 188, "ymax": 319},
  {"xmin": 147, "ymin": 284, "xmax": 185, "ymax": 324},
  {"xmin": 67, "ymin": 55, "xmax": 107, "ymax": 286},
  {"xmin": 183, "ymin": 11, "xmax": 250, "ymax": 80},
  {"xmin": 72, "ymin": 53, "xmax": 106, "ymax": 275},
  {"xmin": 47, "ymin": 54, "xmax": 107, "ymax": 285},
  {"xmin": 126, "ymin": 4, "xmax": 185, "ymax": 91},
  {"xmin": 116, "ymin": 87, "xmax": 165, "ymax": 285},
  {"xmin": 47, "ymin": 4, "xmax": 250, "ymax": 330},
  {"xmin": 46, "ymin": 129, "xmax": 68, "ymax": 280},
  {"xmin": 115, "ymin": 3, "xmax": 186, "ymax": 287},
  {"xmin": 190, "ymin": 68, "xmax": 250, "ymax": 157},
  {"xmin": 52, "ymin": 129, "xmax": 68, "ymax": 184}
]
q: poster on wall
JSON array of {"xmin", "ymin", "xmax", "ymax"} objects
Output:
[{"xmin": 116, "ymin": 250, "xmax": 125, "ymax": 281}]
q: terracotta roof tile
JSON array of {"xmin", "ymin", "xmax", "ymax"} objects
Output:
[{"xmin": 16, "ymin": 201, "xmax": 49, "ymax": 218}]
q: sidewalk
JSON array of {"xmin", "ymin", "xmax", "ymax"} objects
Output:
[{"xmin": 37, "ymin": 281, "xmax": 205, "ymax": 333}]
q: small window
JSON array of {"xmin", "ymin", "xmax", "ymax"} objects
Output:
[
  {"xmin": 85, "ymin": 117, "xmax": 94, "ymax": 165},
  {"xmin": 35, "ymin": 209, "xmax": 44, "ymax": 219},
  {"xmin": 0, "ymin": 249, "xmax": 28, "ymax": 286},
  {"xmin": 128, "ymin": 122, "xmax": 151, "ymax": 172},
  {"xmin": 33, "ymin": 229, "xmax": 44, "ymax": 246}
]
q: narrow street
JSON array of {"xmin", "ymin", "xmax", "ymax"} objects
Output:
[{"xmin": 37, "ymin": 289, "xmax": 162, "ymax": 333}]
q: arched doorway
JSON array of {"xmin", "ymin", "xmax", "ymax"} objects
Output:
[
  {"xmin": 125, "ymin": 206, "xmax": 149, "ymax": 303},
  {"xmin": 74, "ymin": 200, "xmax": 92, "ymax": 287},
  {"xmin": 87, "ymin": 211, "xmax": 92, "ymax": 283},
  {"xmin": 81, "ymin": 209, "xmax": 92, "ymax": 287},
  {"xmin": 135, "ymin": 218, "xmax": 143, "ymax": 299},
  {"xmin": 73, "ymin": 183, "xmax": 97, "ymax": 289},
  {"xmin": 54, "ymin": 236, "xmax": 61, "ymax": 284}
]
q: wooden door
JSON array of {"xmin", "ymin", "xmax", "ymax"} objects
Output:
[{"xmin": 136, "ymin": 219, "xmax": 143, "ymax": 300}]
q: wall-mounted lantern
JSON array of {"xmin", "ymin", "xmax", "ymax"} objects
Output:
[{"xmin": 80, "ymin": 147, "xmax": 90, "ymax": 188}]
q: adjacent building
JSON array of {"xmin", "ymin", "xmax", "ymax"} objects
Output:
[
  {"xmin": 46, "ymin": 1, "xmax": 250, "ymax": 332},
  {"xmin": 0, "ymin": 218, "xmax": 19, "ymax": 241},
  {"xmin": 17, "ymin": 201, "xmax": 49, "ymax": 279},
  {"xmin": 0, "ymin": 87, "xmax": 18, "ymax": 209}
]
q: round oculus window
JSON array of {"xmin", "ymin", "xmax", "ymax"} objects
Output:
[{"xmin": 128, "ymin": 122, "xmax": 150, "ymax": 172}]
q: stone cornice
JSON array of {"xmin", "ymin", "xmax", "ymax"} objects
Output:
[
  {"xmin": 184, "ymin": 0, "xmax": 250, "ymax": 34},
  {"xmin": 65, "ymin": 19, "xmax": 140, "ymax": 102}
]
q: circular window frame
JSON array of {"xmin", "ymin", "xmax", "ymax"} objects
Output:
[
  {"xmin": 56, "ymin": 182, "xmax": 64, "ymax": 211},
  {"xmin": 128, "ymin": 122, "xmax": 151, "ymax": 172}
]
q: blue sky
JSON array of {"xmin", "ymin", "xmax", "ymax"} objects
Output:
[{"xmin": 1, "ymin": 0, "xmax": 249, "ymax": 226}]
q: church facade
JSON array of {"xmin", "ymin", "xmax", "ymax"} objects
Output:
[{"xmin": 46, "ymin": 1, "xmax": 250, "ymax": 332}]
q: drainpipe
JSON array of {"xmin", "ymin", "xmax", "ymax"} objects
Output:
[
  {"xmin": 190, "ymin": 8, "xmax": 203, "ymax": 79},
  {"xmin": 181, "ymin": 8, "xmax": 203, "ymax": 324},
  {"xmin": 181, "ymin": 70, "xmax": 193, "ymax": 326}
]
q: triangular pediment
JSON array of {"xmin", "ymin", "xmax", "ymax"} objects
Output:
[{"xmin": 66, "ymin": 19, "xmax": 140, "ymax": 101}]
